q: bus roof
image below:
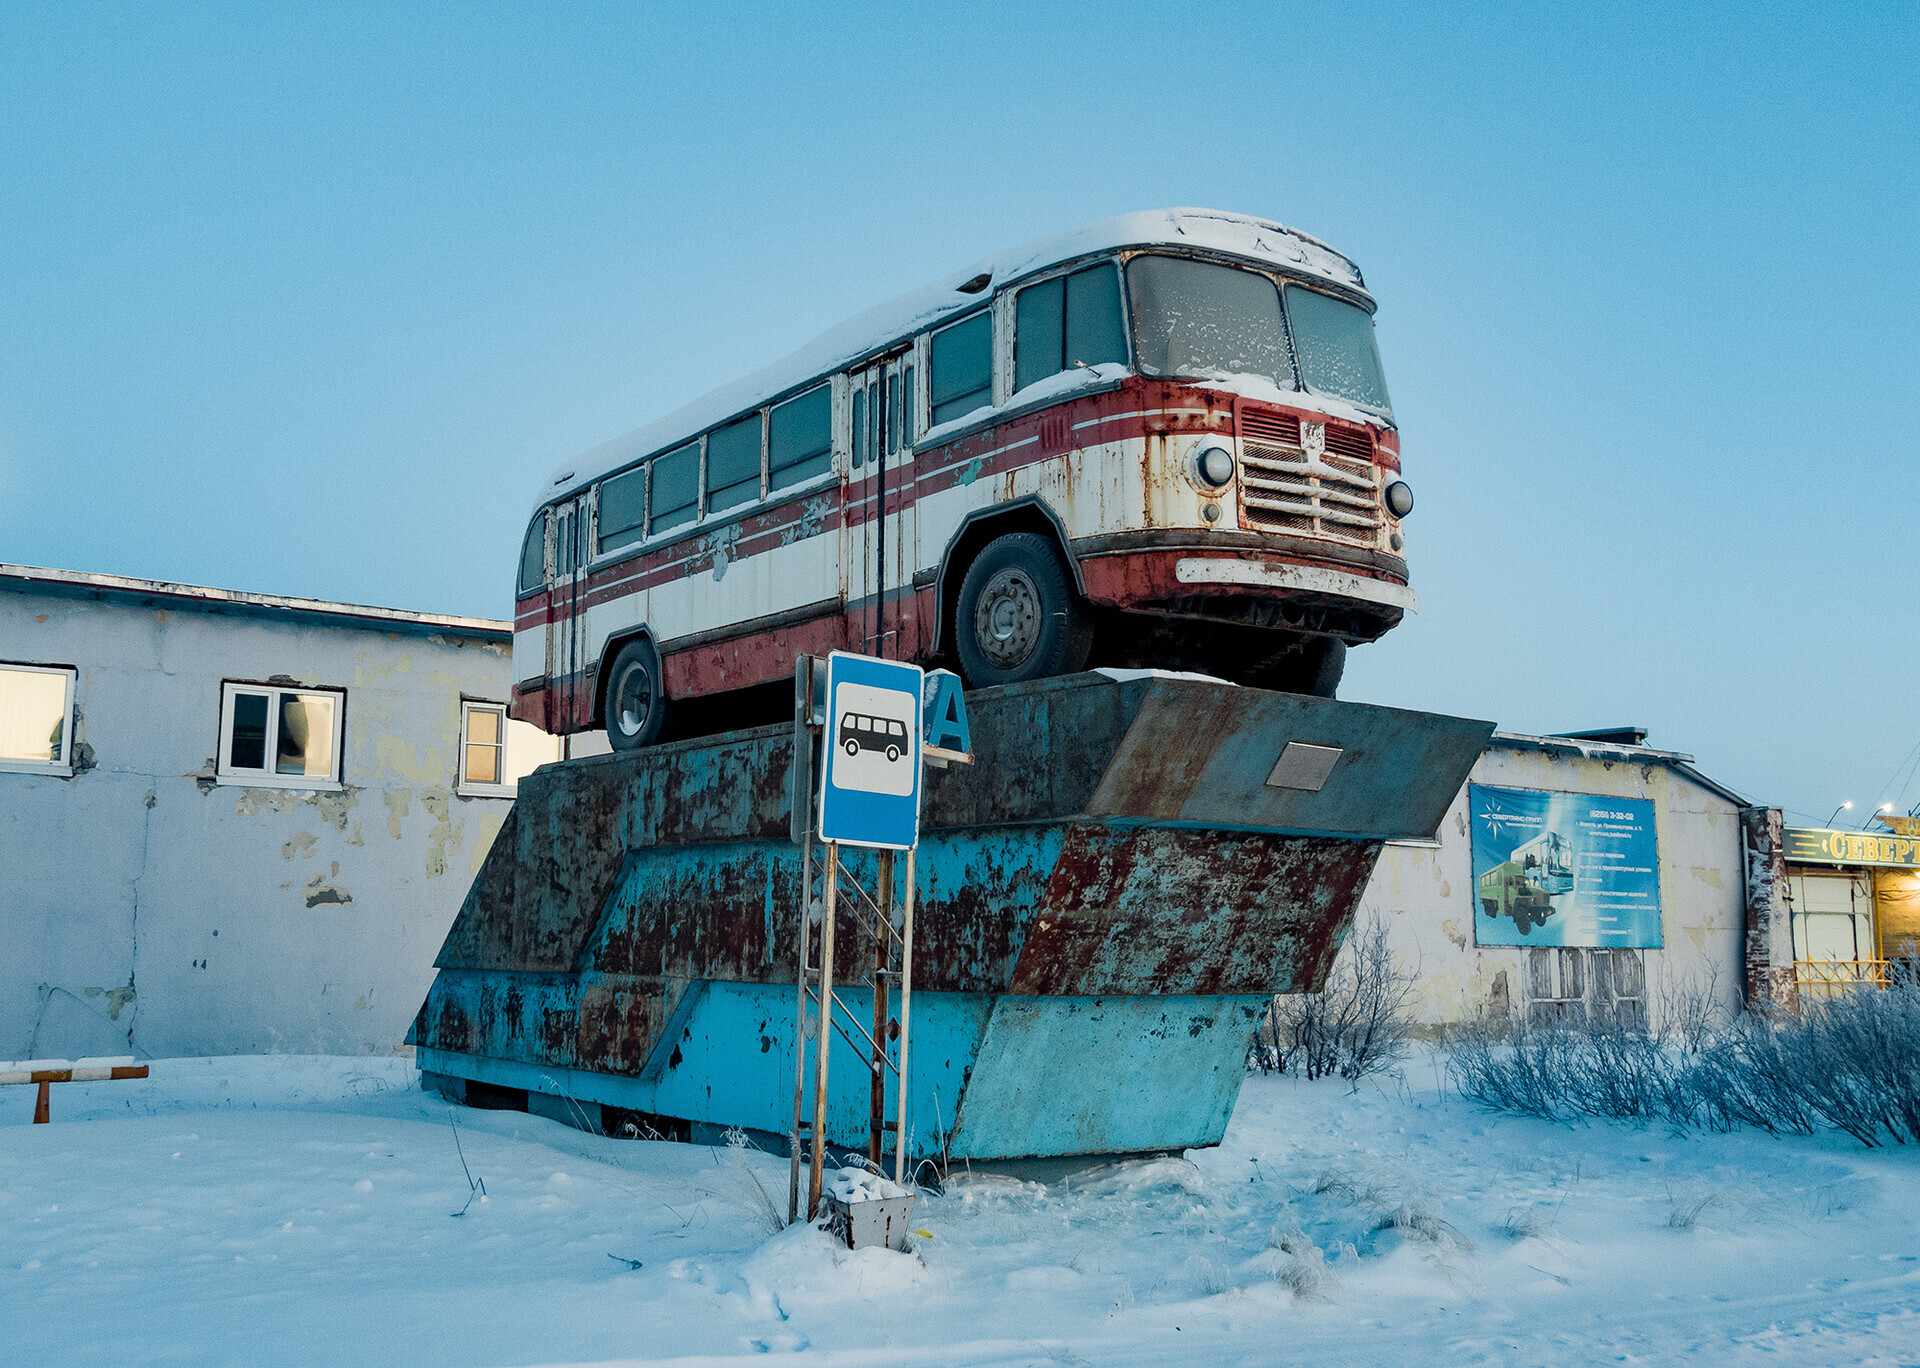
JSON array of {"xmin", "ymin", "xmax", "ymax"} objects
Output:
[{"xmin": 541, "ymin": 208, "xmax": 1370, "ymax": 506}]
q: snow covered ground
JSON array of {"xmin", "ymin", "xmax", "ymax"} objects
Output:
[{"xmin": 3, "ymin": 1052, "xmax": 1917, "ymax": 1367}]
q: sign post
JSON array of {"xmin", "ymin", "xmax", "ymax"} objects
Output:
[
  {"xmin": 788, "ymin": 653, "xmax": 968, "ymax": 1222},
  {"xmin": 807, "ymin": 652, "xmax": 924, "ymax": 1219}
]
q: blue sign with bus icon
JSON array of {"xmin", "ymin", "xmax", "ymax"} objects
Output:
[{"xmin": 818, "ymin": 652, "xmax": 924, "ymax": 850}]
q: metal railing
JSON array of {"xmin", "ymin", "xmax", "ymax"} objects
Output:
[{"xmin": 1793, "ymin": 958, "xmax": 1891, "ymax": 999}]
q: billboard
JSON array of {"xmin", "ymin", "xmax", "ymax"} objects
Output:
[{"xmin": 1469, "ymin": 784, "xmax": 1663, "ymax": 947}]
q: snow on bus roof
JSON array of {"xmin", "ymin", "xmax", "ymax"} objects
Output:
[{"xmin": 540, "ymin": 208, "xmax": 1369, "ymax": 505}]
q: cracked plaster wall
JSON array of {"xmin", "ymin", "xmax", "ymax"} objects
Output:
[{"xmin": 1, "ymin": 588, "xmax": 521, "ymax": 1059}]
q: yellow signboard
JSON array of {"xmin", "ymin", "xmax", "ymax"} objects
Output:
[{"xmin": 1785, "ymin": 826, "xmax": 1920, "ymax": 868}]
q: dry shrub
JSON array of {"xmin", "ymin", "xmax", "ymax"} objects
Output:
[
  {"xmin": 1257, "ymin": 917, "xmax": 1418, "ymax": 1081},
  {"xmin": 1448, "ymin": 966, "xmax": 1920, "ymax": 1148}
]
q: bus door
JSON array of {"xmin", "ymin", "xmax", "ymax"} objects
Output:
[
  {"xmin": 543, "ymin": 491, "xmax": 593, "ymax": 730},
  {"xmin": 848, "ymin": 350, "xmax": 917, "ymax": 658}
]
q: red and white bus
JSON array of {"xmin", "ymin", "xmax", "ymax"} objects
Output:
[{"xmin": 513, "ymin": 208, "xmax": 1416, "ymax": 749}]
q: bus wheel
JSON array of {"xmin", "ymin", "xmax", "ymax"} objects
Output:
[
  {"xmin": 605, "ymin": 637, "xmax": 667, "ymax": 751},
  {"xmin": 955, "ymin": 533, "xmax": 1094, "ymax": 689}
]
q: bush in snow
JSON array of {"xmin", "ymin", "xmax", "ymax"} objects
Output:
[
  {"xmin": 1448, "ymin": 967, "xmax": 1920, "ymax": 1148},
  {"xmin": 1256, "ymin": 917, "xmax": 1418, "ymax": 1082}
]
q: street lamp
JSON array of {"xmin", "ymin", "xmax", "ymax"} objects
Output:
[
  {"xmin": 1864, "ymin": 801, "xmax": 1895, "ymax": 829},
  {"xmin": 1826, "ymin": 801, "xmax": 1853, "ymax": 826}
]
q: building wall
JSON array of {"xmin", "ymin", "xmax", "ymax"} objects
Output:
[
  {"xmin": 2, "ymin": 588, "xmax": 517, "ymax": 1060},
  {"xmin": 1352, "ymin": 742, "xmax": 1747, "ymax": 1031}
]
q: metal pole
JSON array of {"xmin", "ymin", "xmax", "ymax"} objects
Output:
[
  {"xmin": 870, "ymin": 850, "xmax": 894, "ymax": 1167},
  {"xmin": 788, "ymin": 656, "xmax": 815, "ymax": 1226},
  {"xmin": 894, "ymin": 846, "xmax": 915, "ymax": 1186},
  {"xmin": 807, "ymin": 841, "xmax": 840, "ymax": 1221},
  {"xmin": 788, "ymin": 829, "xmax": 814, "ymax": 1224}
]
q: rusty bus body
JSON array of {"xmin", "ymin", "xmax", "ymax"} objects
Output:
[{"xmin": 512, "ymin": 209, "xmax": 1416, "ymax": 749}]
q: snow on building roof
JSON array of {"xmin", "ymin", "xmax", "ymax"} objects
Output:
[
  {"xmin": 1490, "ymin": 730, "xmax": 1750, "ymax": 809},
  {"xmin": 0, "ymin": 563, "xmax": 510, "ymax": 640},
  {"xmin": 540, "ymin": 208, "xmax": 1371, "ymax": 507}
]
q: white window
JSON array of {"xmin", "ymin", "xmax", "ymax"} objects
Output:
[
  {"xmin": 458, "ymin": 701, "xmax": 560, "ymax": 797},
  {"xmin": 0, "ymin": 663, "xmax": 78, "ymax": 776},
  {"xmin": 217, "ymin": 682, "xmax": 345, "ymax": 789}
]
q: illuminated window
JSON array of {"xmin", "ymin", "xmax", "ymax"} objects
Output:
[
  {"xmin": 0, "ymin": 663, "xmax": 77, "ymax": 776},
  {"xmin": 458, "ymin": 701, "xmax": 561, "ymax": 797}
]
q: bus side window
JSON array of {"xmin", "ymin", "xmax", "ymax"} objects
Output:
[
  {"xmin": 517, "ymin": 512, "xmax": 547, "ymax": 593},
  {"xmin": 651, "ymin": 442, "xmax": 700, "ymax": 535},
  {"xmin": 770, "ymin": 385, "xmax": 832, "ymax": 492},
  {"xmin": 707, "ymin": 413, "xmax": 763, "ymax": 515},
  {"xmin": 598, "ymin": 465, "xmax": 647, "ymax": 555},
  {"xmin": 930, "ymin": 311, "xmax": 991, "ymax": 427},
  {"xmin": 900, "ymin": 363, "xmax": 915, "ymax": 445},
  {"xmin": 887, "ymin": 372, "xmax": 900, "ymax": 454},
  {"xmin": 851, "ymin": 386, "xmax": 866, "ymax": 470},
  {"xmin": 554, "ymin": 507, "xmax": 576, "ymax": 576},
  {"xmin": 1016, "ymin": 262, "xmax": 1124, "ymax": 394}
]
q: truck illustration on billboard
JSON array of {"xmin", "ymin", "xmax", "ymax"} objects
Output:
[{"xmin": 1478, "ymin": 831, "xmax": 1575, "ymax": 935}]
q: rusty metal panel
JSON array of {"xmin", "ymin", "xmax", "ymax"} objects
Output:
[
  {"xmin": 1011, "ymin": 826, "xmax": 1379, "ymax": 997},
  {"xmin": 1084, "ymin": 682, "xmax": 1492, "ymax": 839}
]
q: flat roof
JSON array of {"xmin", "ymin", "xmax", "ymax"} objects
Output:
[{"xmin": 0, "ymin": 563, "xmax": 510, "ymax": 641}]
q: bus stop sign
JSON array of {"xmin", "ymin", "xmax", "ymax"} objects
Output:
[{"xmin": 817, "ymin": 651, "xmax": 924, "ymax": 850}]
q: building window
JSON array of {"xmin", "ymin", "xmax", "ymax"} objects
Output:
[
  {"xmin": 218, "ymin": 682, "xmax": 345, "ymax": 789},
  {"xmin": 458, "ymin": 701, "xmax": 561, "ymax": 797},
  {"xmin": 0, "ymin": 663, "xmax": 77, "ymax": 776}
]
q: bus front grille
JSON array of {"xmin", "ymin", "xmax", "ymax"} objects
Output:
[{"xmin": 1238, "ymin": 438, "xmax": 1383, "ymax": 545}]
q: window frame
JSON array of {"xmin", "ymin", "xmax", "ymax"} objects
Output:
[
  {"xmin": 215, "ymin": 680, "xmax": 347, "ymax": 791},
  {"xmin": 1123, "ymin": 251, "xmax": 1301, "ymax": 393},
  {"xmin": 927, "ymin": 307, "xmax": 995, "ymax": 429},
  {"xmin": 515, "ymin": 511, "xmax": 549, "ymax": 599},
  {"xmin": 1282, "ymin": 280, "xmax": 1394, "ymax": 418},
  {"xmin": 1012, "ymin": 257, "xmax": 1130, "ymax": 396},
  {"xmin": 456, "ymin": 699, "xmax": 514, "ymax": 797},
  {"xmin": 0, "ymin": 661, "xmax": 78, "ymax": 777},
  {"xmin": 702, "ymin": 410, "xmax": 767, "ymax": 518},
  {"xmin": 768, "ymin": 382, "xmax": 834, "ymax": 493}
]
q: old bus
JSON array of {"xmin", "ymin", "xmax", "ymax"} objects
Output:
[{"xmin": 513, "ymin": 208, "xmax": 1416, "ymax": 749}]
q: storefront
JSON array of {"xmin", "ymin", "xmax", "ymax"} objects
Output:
[
  {"xmin": 1741, "ymin": 812, "xmax": 1919, "ymax": 1003},
  {"xmin": 1776, "ymin": 819, "xmax": 1920, "ymax": 995}
]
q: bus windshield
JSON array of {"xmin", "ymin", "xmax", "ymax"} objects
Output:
[
  {"xmin": 1126, "ymin": 255, "xmax": 1392, "ymax": 419},
  {"xmin": 1285, "ymin": 284, "xmax": 1392, "ymax": 415}
]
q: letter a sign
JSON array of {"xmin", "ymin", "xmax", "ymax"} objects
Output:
[{"xmin": 817, "ymin": 651, "xmax": 924, "ymax": 850}]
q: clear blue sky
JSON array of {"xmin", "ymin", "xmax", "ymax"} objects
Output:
[{"xmin": 2, "ymin": 2, "xmax": 1914, "ymax": 823}]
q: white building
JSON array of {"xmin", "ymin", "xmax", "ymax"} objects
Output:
[
  {"xmin": 1354, "ymin": 730, "xmax": 1750, "ymax": 1030},
  {"xmin": 1, "ymin": 565, "xmax": 556, "ymax": 1061}
]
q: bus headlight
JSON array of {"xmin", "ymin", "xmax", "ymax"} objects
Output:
[
  {"xmin": 1384, "ymin": 480, "xmax": 1414, "ymax": 518},
  {"xmin": 1194, "ymin": 443, "xmax": 1236, "ymax": 489}
]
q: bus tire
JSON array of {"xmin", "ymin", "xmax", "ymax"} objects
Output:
[
  {"xmin": 604, "ymin": 637, "xmax": 667, "ymax": 752},
  {"xmin": 954, "ymin": 533, "xmax": 1094, "ymax": 689}
]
